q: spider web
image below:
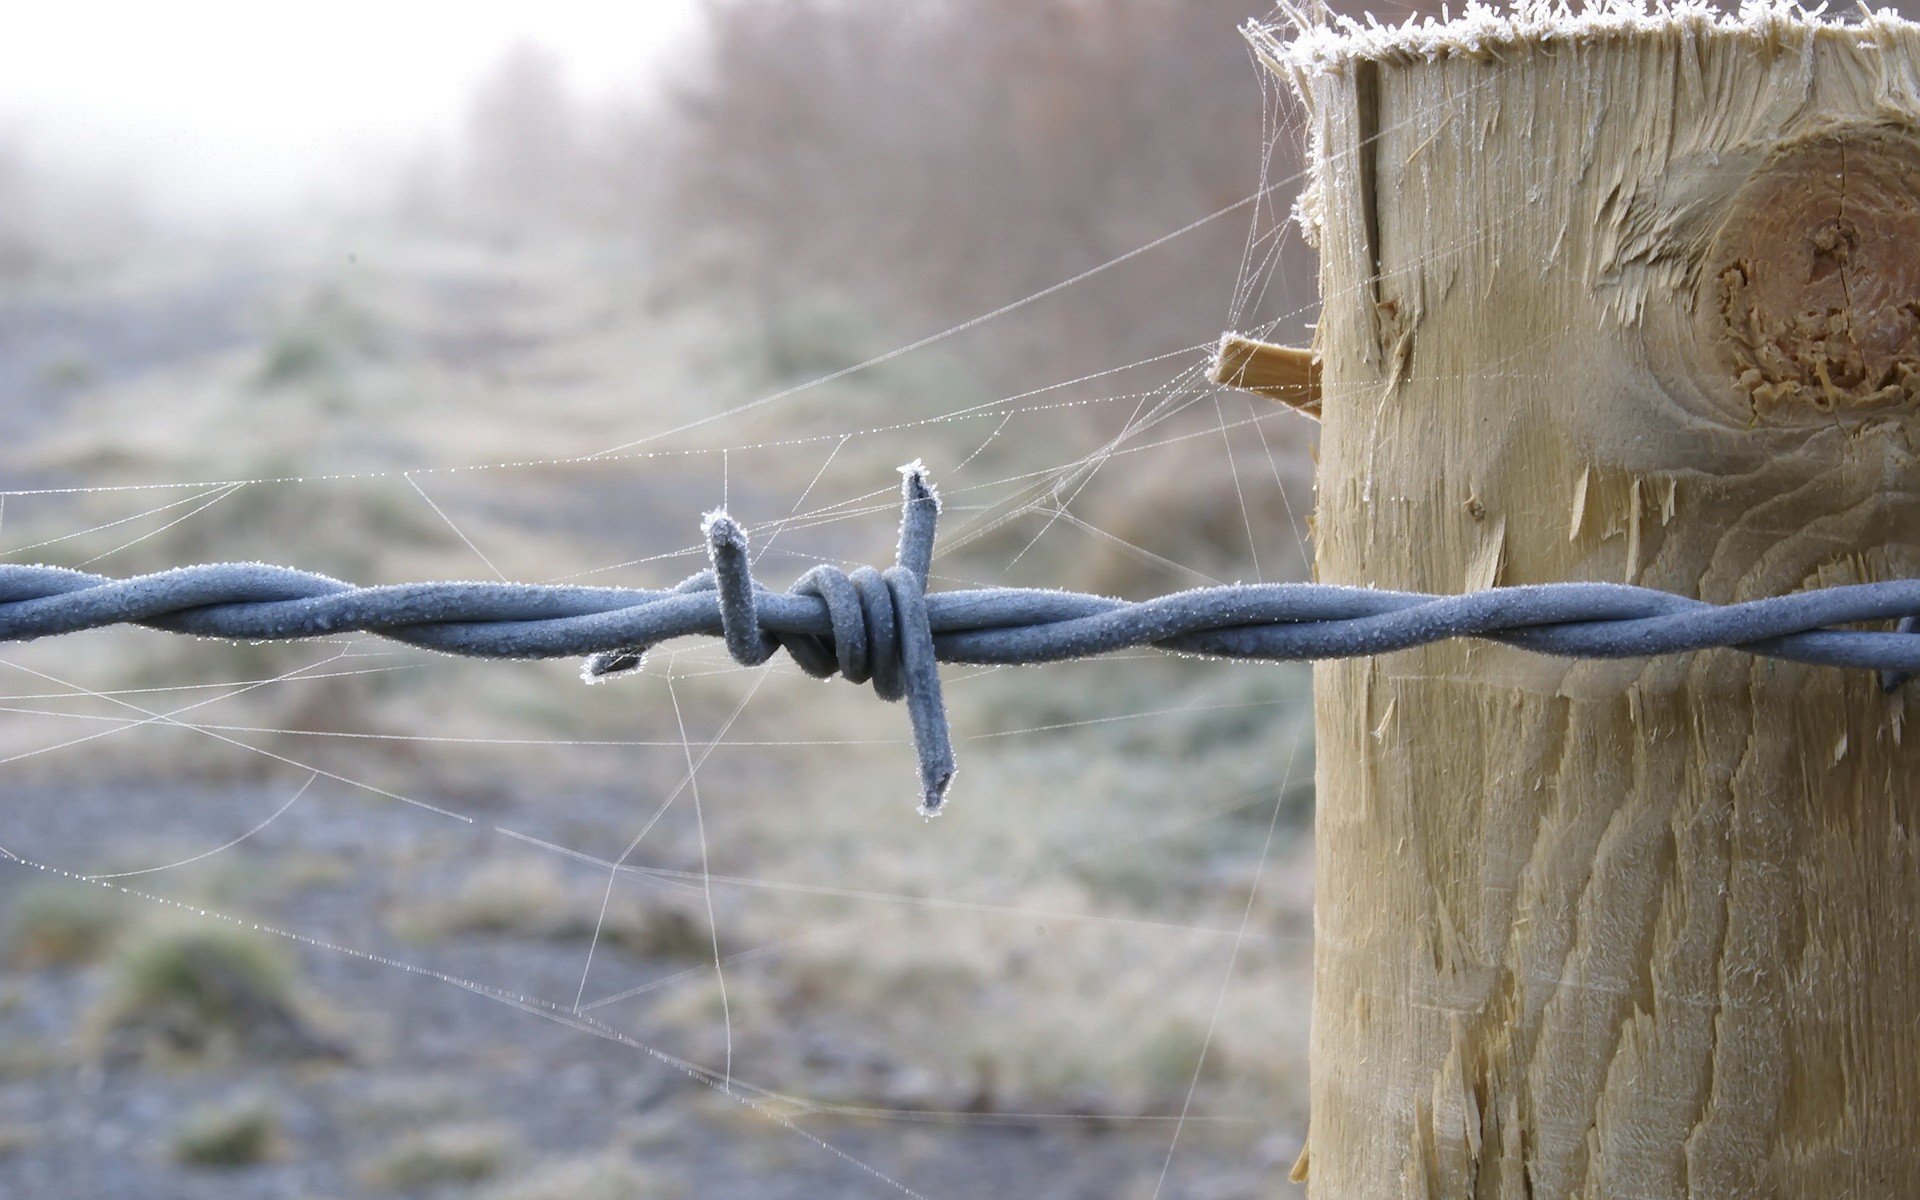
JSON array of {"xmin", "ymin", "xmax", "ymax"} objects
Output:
[{"xmin": 0, "ymin": 17, "xmax": 1582, "ymax": 1199}]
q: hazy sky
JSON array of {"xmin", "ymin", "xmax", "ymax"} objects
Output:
[{"xmin": 0, "ymin": 0, "xmax": 700, "ymax": 214}]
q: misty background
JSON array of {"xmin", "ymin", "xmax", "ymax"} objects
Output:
[{"xmin": 0, "ymin": 2, "xmax": 1363, "ymax": 1197}]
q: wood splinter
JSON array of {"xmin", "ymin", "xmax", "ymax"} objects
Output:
[{"xmin": 1209, "ymin": 332, "xmax": 1322, "ymax": 418}]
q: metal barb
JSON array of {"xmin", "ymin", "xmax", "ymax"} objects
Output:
[
  {"xmin": 895, "ymin": 460, "xmax": 939, "ymax": 586},
  {"xmin": 703, "ymin": 511, "xmax": 778, "ymax": 668},
  {"xmin": 3, "ymin": 462, "xmax": 1920, "ymax": 811}
]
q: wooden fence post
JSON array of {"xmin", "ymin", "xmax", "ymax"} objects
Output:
[{"xmin": 1252, "ymin": 9, "xmax": 1920, "ymax": 1197}]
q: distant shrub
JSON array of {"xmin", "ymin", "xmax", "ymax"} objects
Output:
[
  {"xmin": 169, "ymin": 1096, "xmax": 280, "ymax": 1167},
  {"xmin": 37, "ymin": 351, "xmax": 95, "ymax": 389},
  {"xmin": 87, "ymin": 922, "xmax": 345, "ymax": 1064},
  {"xmin": 362, "ymin": 1123, "xmax": 515, "ymax": 1190},
  {"xmin": 413, "ymin": 858, "xmax": 576, "ymax": 939},
  {"xmin": 1134, "ymin": 1015, "xmax": 1226, "ymax": 1093},
  {"xmin": 4, "ymin": 883, "xmax": 126, "ymax": 968},
  {"xmin": 397, "ymin": 857, "xmax": 717, "ymax": 962},
  {"xmin": 0, "ymin": 1124, "xmax": 40, "ymax": 1160},
  {"xmin": 483, "ymin": 1153, "xmax": 678, "ymax": 1200},
  {"xmin": 336, "ymin": 1076, "xmax": 476, "ymax": 1127},
  {"xmin": 599, "ymin": 902, "xmax": 713, "ymax": 962},
  {"xmin": 0, "ymin": 1038, "xmax": 60, "ymax": 1079},
  {"xmin": 255, "ymin": 326, "xmax": 337, "ymax": 387}
]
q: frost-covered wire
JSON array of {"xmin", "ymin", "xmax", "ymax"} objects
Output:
[{"xmin": 4, "ymin": 462, "xmax": 1920, "ymax": 814}]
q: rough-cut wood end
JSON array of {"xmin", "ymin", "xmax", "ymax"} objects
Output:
[
  {"xmin": 1210, "ymin": 332, "xmax": 1321, "ymax": 418},
  {"xmin": 1251, "ymin": 0, "xmax": 1916, "ymax": 80},
  {"xmin": 1708, "ymin": 130, "xmax": 1920, "ymax": 417}
]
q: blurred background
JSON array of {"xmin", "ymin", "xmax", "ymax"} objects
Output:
[{"xmin": 0, "ymin": 1, "xmax": 1352, "ymax": 1196}]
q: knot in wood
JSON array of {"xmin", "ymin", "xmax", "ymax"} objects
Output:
[{"xmin": 1709, "ymin": 130, "xmax": 1920, "ymax": 417}]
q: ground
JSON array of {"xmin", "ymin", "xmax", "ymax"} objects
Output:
[{"xmin": 0, "ymin": 224, "xmax": 1313, "ymax": 1198}]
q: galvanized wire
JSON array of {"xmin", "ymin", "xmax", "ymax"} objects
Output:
[{"xmin": 4, "ymin": 462, "xmax": 1918, "ymax": 813}]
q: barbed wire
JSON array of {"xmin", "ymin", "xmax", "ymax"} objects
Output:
[{"xmin": 4, "ymin": 462, "xmax": 1918, "ymax": 813}]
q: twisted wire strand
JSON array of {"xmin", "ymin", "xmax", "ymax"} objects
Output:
[{"xmin": 4, "ymin": 461, "xmax": 1919, "ymax": 813}]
